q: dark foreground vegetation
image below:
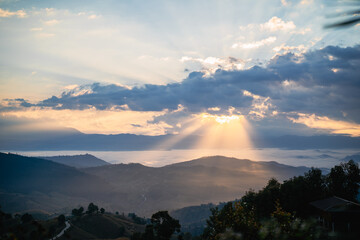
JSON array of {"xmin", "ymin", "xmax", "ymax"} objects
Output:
[
  {"xmin": 201, "ymin": 160, "xmax": 360, "ymax": 240},
  {"xmin": 0, "ymin": 202, "xmax": 146, "ymax": 240}
]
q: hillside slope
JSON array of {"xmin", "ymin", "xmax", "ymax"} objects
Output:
[
  {"xmin": 59, "ymin": 213, "xmax": 145, "ymax": 240},
  {"xmin": 1, "ymin": 153, "xmax": 311, "ymax": 216},
  {"xmin": 83, "ymin": 156, "xmax": 310, "ymax": 215},
  {"xmin": 0, "ymin": 152, "xmax": 116, "ymax": 213},
  {"xmin": 39, "ymin": 153, "xmax": 110, "ymax": 168}
]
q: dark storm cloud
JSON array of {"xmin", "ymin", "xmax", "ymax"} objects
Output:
[
  {"xmin": 267, "ymin": 45, "xmax": 360, "ymax": 121},
  {"xmin": 37, "ymin": 72, "xmax": 255, "ymax": 112},
  {"xmin": 3, "ymin": 45, "xmax": 360, "ymax": 122}
]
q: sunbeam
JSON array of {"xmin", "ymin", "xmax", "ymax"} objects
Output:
[{"xmin": 195, "ymin": 113, "xmax": 254, "ymax": 149}]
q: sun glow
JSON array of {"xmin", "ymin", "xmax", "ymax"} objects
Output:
[
  {"xmin": 196, "ymin": 113, "xmax": 253, "ymax": 149},
  {"xmin": 201, "ymin": 113, "xmax": 242, "ymax": 124}
]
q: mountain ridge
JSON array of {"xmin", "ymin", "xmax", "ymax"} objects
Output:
[
  {"xmin": 1, "ymin": 152, "xmax": 313, "ymax": 216},
  {"xmin": 39, "ymin": 153, "xmax": 110, "ymax": 168}
]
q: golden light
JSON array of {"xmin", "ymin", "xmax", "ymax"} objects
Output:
[
  {"xmin": 195, "ymin": 113, "xmax": 253, "ymax": 149},
  {"xmin": 201, "ymin": 113, "xmax": 242, "ymax": 125},
  {"xmin": 112, "ymin": 111, "xmax": 258, "ymax": 166}
]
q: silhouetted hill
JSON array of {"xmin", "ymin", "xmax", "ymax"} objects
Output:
[
  {"xmin": 341, "ymin": 153, "xmax": 360, "ymax": 163},
  {"xmin": 83, "ymin": 156, "xmax": 310, "ymax": 215},
  {"xmin": 39, "ymin": 154, "xmax": 110, "ymax": 168},
  {"xmin": 0, "ymin": 152, "xmax": 115, "ymax": 213},
  {"xmin": 0, "ymin": 206, "xmax": 144, "ymax": 240},
  {"xmin": 61, "ymin": 213, "xmax": 145, "ymax": 240},
  {"xmin": 171, "ymin": 203, "xmax": 217, "ymax": 236},
  {"xmin": 1, "ymin": 153, "xmax": 312, "ymax": 216}
]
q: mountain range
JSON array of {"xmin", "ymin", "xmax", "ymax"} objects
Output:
[
  {"xmin": 0, "ymin": 152, "xmax": 311, "ymax": 216},
  {"xmin": 39, "ymin": 154, "xmax": 110, "ymax": 168}
]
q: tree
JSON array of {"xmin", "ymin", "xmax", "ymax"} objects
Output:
[
  {"xmin": 86, "ymin": 202, "xmax": 99, "ymax": 214},
  {"xmin": 151, "ymin": 211, "xmax": 181, "ymax": 240},
  {"xmin": 142, "ymin": 224, "xmax": 155, "ymax": 240},
  {"xmin": 72, "ymin": 206, "xmax": 84, "ymax": 217},
  {"xmin": 100, "ymin": 208, "xmax": 105, "ymax": 214},
  {"xmin": 58, "ymin": 214, "xmax": 66, "ymax": 226},
  {"xmin": 327, "ymin": 160, "xmax": 360, "ymax": 201},
  {"xmin": 203, "ymin": 201, "xmax": 258, "ymax": 240},
  {"xmin": 131, "ymin": 232, "xmax": 143, "ymax": 240},
  {"xmin": 21, "ymin": 213, "xmax": 33, "ymax": 223},
  {"xmin": 259, "ymin": 203, "xmax": 326, "ymax": 240}
]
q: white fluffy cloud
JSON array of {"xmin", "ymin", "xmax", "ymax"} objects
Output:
[{"xmin": 261, "ymin": 17, "xmax": 296, "ymax": 32}]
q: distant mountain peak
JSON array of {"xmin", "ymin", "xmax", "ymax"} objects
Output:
[{"xmin": 38, "ymin": 154, "xmax": 110, "ymax": 168}]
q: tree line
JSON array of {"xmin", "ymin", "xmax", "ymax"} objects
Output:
[{"xmin": 202, "ymin": 160, "xmax": 360, "ymax": 240}]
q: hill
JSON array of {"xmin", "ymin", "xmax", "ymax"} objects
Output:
[
  {"xmin": 0, "ymin": 206, "xmax": 145, "ymax": 240},
  {"xmin": 82, "ymin": 156, "xmax": 310, "ymax": 215},
  {"xmin": 1, "ymin": 153, "xmax": 311, "ymax": 216},
  {"xmin": 39, "ymin": 153, "xmax": 110, "ymax": 168},
  {"xmin": 59, "ymin": 213, "xmax": 145, "ymax": 240},
  {"xmin": 170, "ymin": 203, "xmax": 217, "ymax": 236},
  {"xmin": 0, "ymin": 152, "xmax": 116, "ymax": 213},
  {"xmin": 341, "ymin": 153, "xmax": 360, "ymax": 163}
]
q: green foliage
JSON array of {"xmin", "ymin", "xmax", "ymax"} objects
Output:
[
  {"xmin": 151, "ymin": 211, "xmax": 181, "ymax": 240},
  {"xmin": 132, "ymin": 211, "xmax": 181, "ymax": 240},
  {"xmin": 203, "ymin": 201, "xmax": 259, "ymax": 240},
  {"xmin": 259, "ymin": 204, "xmax": 326, "ymax": 240},
  {"xmin": 202, "ymin": 160, "xmax": 360, "ymax": 240},
  {"xmin": 327, "ymin": 160, "xmax": 360, "ymax": 202}
]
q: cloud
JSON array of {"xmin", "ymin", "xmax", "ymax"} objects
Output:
[
  {"xmin": 0, "ymin": 8, "xmax": 26, "ymax": 18},
  {"xmin": 36, "ymin": 33, "xmax": 55, "ymax": 38},
  {"xmin": 232, "ymin": 36, "xmax": 277, "ymax": 49},
  {"xmin": 236, "ymin": 16, "xmax": 309, "ymax": 36},
  {"xmin": 260, "ymin": 17, "xmax": 296, "ymax": 32},
  {"xmin": 180, "ymin": 56, "xmax": 245, "ymax": 75},
  {"xmin": 43, "ymin": 19, "xmax": 60, "ymax": 26},
  {"xmin": 3, "ymin": 45, "xmax": 360, "ymax": 136},
  {"xmin": 1, "ymin": 107, "xmax": 170, "ymax": 135},
  {"xmin": 30, "ymin": 27, "xmax": 43, "ymax": 31},
  {"xmin": 273, "ymin": 44, "xmax": 307, "ymax": 54},
  {"xmin": 64, "ymin": 84, "xmax": 79, "ymax": 90},
  {"xmin": 281, "ymin": 0, "xmax": 289, "ymax": 6},
  {"xmin": 288, "ymin": 113, "xmax": 360, "ymax": 137},
  {"xmin": 88, "ymin": 14, "xmax": 100, "ymax": 20},
  {"xmin": 300, "ymin": 0, "xmax": 313, "ymax": 5}
]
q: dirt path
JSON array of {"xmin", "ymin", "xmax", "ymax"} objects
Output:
[{"xmin": 50, "ymin": 220, "xmax": 71, "ymax": 240}]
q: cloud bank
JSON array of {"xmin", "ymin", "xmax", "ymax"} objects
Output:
[{"xmin": 2, "ymin": 45, "xmax": 360, "ymax": 136}]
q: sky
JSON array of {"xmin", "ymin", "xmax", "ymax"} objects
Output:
[{"xmin": 1, "ymin": 0, "xmax": 360, "ymax": 145}]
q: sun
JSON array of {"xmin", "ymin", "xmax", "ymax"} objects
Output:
[{"xmin": 200, "ymin": 113, "xmax": 243, "ymax": 125}]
